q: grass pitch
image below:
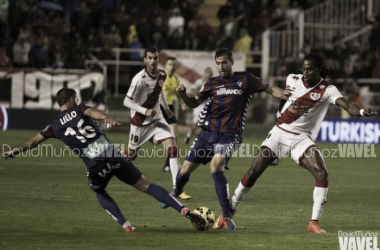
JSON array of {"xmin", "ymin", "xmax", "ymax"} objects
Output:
[{"xmin": 0, "ymin": 125, "xmax": 379, "ymax": 250}]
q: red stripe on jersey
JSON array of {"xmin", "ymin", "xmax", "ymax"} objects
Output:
[
  {"xmin": 276, "ymin": 80, "xmax": 330, "ymax": 126},
  {"xmin": 276, "ymin": 125, "xmax": 300, "ymax": 135},
  {"xmin": 131, "ymin": 70, "xmax": 166, "ymax": 126}
]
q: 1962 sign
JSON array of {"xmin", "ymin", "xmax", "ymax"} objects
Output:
[{"xmin": 0, "ymin": 70, "xmax": 105, "ymax": 109}]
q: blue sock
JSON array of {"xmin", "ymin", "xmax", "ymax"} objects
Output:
[
  {"xmin": 148, "ymin": 183, "xmax": 184, "ymax": 212},
  {"xmin": 96, "ymin": 190, "xmax": 127, "ymax": 225},
  {"xmin": 174, "ymin": 172, "xmax": 190, "ymax": 196},
  {"xmin": 211, "ymin": 171, "xmax": 231, "ymax": 218}
]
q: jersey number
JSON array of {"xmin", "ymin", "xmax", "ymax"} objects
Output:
[
  {"xmin": 130, "ymin": 134, "xmax": 139, "ymax": 143},
  {"xmin": 64, "ymin": 119, "xmax": 96, "ymax": 143}
]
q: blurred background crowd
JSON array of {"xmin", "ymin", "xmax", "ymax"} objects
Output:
[{"xmin": 0, "ymin": 0, "xmax": 380, "ymax": 82}]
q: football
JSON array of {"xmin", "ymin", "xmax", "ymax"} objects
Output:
[{"xmin": 191, "ymin": 207, "xmax": 215, "ymax": 231}]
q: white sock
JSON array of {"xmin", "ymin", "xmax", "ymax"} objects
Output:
[
  {"xmin": 169, "ymin": 158, "xmax": 179, "ymax": 186},
  {"xmin": 311, "ymin": 186, "xmax": 328, "ymax": 220},
  {"xmin": 230, "ymin": 182, "xmax": 253, "ymax": 211},
  {"xmin": 122, "ymin": 221, "xmax": 132, "ymax": 229},
  {"xmin": 186, "ymin": 131, "xmax": 191, "ymax": 138}
]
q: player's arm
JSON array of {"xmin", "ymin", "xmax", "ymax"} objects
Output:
[
  {"xmin": 123, "ymin": 96, "xmax": 156, "ymax": 117},
  {"xmin": 176, "ymin": 84, "xmax": 207, "ymax": 108},
  {"xmin": 83, "ymin": 108, "xmax": 121, "ymax": 127},
  {"xmin": 159, "ymin": 91, "xmax": 174, "ymax": 118},
  {"xmin": 265, "ymin": 85, "xmax": 290, "ymax": 100},
  {"xmin": 335, "ymin": 97, "xmax": 378, "ymax": 117},
  {"xmin": 3, "ymin": 133, "xmax": 48, "ymax": 159},
  {"xmin": 176, "ymin": 92, "xmax": 188, "ymax": 111},
  {"xmin": 124, "ymin": 77, "xmax": 156, "ymax": 117},
  {"xmin": 173, "ymin": 80, "xmax": 187, "ymax": 110}
]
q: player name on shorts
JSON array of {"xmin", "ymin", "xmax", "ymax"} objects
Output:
[{"xmin": 338, "ymin": 231, "xmax": 379, "ymax": 250}]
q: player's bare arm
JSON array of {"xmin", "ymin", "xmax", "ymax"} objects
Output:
[
  {"xmin": 83, "ymin": 108, "xmax": 121, "ymax": 127},
  {"xmin": 3, "ymin": 133, "xmax": 47, "ymax": 159},
  {"xmin": 158, "ymin": 91, "xmax": 173, "ymax": 118},
  {"xmin": 335, "ymin": 97, "xmax": 378, "ymax": 117},
  {"xmin": 175, "ymin": 92, "xmax": 188, "ymax": 111},
  {"xmin": 265, "ymin": 85, "xmax": 290, "ymax": 100},
  {"xmin": 145, "ymin": 109, "xmax": 157, "ymax": 117},
  {"xmin": 176, "ymin": 84, "xmax": 207, "ymax": 108},
  {"xmin": 165, "ymin": 109, "xmax": 174, "ymax": 119}
]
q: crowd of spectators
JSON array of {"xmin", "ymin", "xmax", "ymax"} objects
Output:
[
  {"xmin": 0, "ymin": 0, "xmax": 323, "ymax": 70},
  {"xmin": 0, "ymin": 0, "xmax": 379, "ymax": 87}
]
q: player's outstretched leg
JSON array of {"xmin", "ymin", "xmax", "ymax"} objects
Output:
[
  {"xmin": 161, "ymin": 171, "xmax": 191, "ymax": 209},
  {"xmin": 147, "ymin": 183, "xmax": 206, "ymax": 229},
  {"xmin": 94, "ymin": 188, "xmax": 135, "ymax": 232}
]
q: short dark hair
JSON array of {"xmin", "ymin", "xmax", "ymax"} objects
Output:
[
  {"xmin": 167, "ymin": 56, "xmax": 177, "ymax": 61},
  {"xmin": 56, "ymin": 88, "xmax": 76, "ymax": 106},
  {"xmin": 215, "ymin": 48, "xmax": 233, "ymax": 62},
  {"xmin": 144, "ymin": 46, "xmax": 159, "ymax": 57}
]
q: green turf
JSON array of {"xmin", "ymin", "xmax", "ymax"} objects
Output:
[{"xmin": 0, "ymin": 126, "xmax": 379, "ymax": 250}]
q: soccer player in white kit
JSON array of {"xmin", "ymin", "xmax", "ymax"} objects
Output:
[
  {"xmin": 123, "ymin": 46, "xmax": 191, "ymax": 200},
  {"xmin": 227, "ymin": 53, "xmax": 377, "ymax": 233}
]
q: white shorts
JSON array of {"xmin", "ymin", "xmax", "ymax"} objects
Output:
[
  {"xmin": 128, "ymin": 117, "xmax": 174, "ymax": 150},
  {"xmin": 261, "ymin": 126, "xmax": 318, "ymax": 164},
  {"xmin": 192, "ymin": 103, "xmax": 206, "ymax": 124}
]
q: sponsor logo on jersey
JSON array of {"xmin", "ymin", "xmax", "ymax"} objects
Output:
[
  {"xmin": 288, "ymin": 101, "xmax": 310, "ymax": 115},
  {"xmin": 83, "ymin": 135, "xmax": 110, "ymax": 159},
  {"xmin": 216, "ymin": 88, "xmax": 243, "ymax": 95},
  {"xmin": 319, "ymin": 84, "xmax": 325, "ymax": 89},
  {"xmin": 310, "ymin": 92, "xmax": 321, "ymax": 101}
]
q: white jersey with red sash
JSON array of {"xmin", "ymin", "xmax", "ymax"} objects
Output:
[
  {"xmin": 126, "ymin": 68, "xmax": 167, "ymax": 126},
  {"xmin": 276, "ymin": 74, "xmax": 343, "ymax": 140}
]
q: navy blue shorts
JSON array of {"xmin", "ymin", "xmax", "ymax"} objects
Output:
[
  {"xmin": 87, "ymin": 149, "xmax": 142, "ymax": 192},
  {"xmin": 185, "ymin": 130, "xmax": 242, "ymax": 165}
]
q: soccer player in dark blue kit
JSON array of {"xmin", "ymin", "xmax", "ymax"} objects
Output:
[
  {"xmin": 2, "ymin": 88, "xmax": 205, "ymax": 232},
  {"xmin": 168, "ymin": 48, "xmax": 289, "ymax": 230}
]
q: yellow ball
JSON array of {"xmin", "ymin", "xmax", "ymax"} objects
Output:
[{"xmin": 191, "ymin": 207, "xmax": 215, "ymax": 231}]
